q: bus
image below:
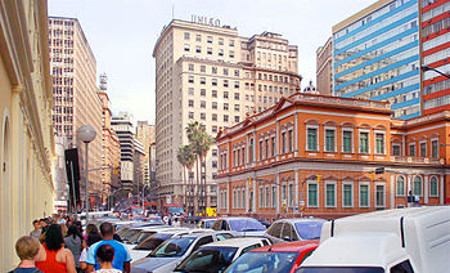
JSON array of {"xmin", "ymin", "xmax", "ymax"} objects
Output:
[{"xmin": 163, "ymin": 204, "xmax": 184, "ymax": 216}]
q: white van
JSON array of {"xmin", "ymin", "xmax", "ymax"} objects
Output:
[{"xmin": 297, "ymin": 206, "xmax": 450, "ymax": 273}]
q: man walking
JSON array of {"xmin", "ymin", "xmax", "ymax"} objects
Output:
[
  {"xmin": 29, "ymin": 220, "xmax": 41, "ymax": 240},
  {"xmin": 85, "ymin": 222, "xmax": 131, "ymax": 273}
]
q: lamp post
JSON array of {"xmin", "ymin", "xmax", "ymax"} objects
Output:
[{"xmin": 77, "ymin": 125, "xmax": 97, "ymax": 225}]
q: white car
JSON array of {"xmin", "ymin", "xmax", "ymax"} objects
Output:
[
  {"xmin": 210, "ymin": 217, "xmax": 267, "ymax": 237},
  {"xmin": 129, "ymin": 228, "xmax": 208, "ymax": 261},
  {"xmin": 124, "ymin": 226, "xmax": 189, "ymax": 251},
  {"xmin": 174, "ymin": 237, "xmax": 271, "ymax": 273},
  {"xmin": 131, "ymin": 231, "xmax": 235, "ymax": 273}
]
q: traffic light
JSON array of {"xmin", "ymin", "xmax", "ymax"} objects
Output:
[
  {"xmin": 114, "ymin": 166, "xmax": 119, "ymax": 175},
  {"xmin": 248, "ymin": 178, "xmax": 252, "ymax": 186},
  {"xmin": 375, "ymin": 167, "xmax": 385, "ymax": 174},
  {"xmin": 370, "ymin": 172, "xmax": 374, "ymax": 180},
  {"xmin": 317, "ymin": 175, "xmax": 321, "ymax": 183}
]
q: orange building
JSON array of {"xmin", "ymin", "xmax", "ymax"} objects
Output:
[{"xmin": 215, "ymin": 92, "xmax": 449, "ymax": 220}]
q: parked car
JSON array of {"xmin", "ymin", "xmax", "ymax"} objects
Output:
[
  {"xmin": 251, "ymin": 217, "xmax": 271, "ymax": 228},
  {"xmin": 197, "ymin": 218, "xmax": 217, "ymax": 229},
  {"xmin": 124, "ymin": 227, "xmax": 190, "ymax": 251},
  {"xmin": 224, "ymin": 240, "xmax": 319, "ymax": 273},
  {"xmin": 174, "ymin": 237, "xmax": 271, "ymax": 273},
  {"xmin": 130, "ymin": 228, "xmax": 216, "ymax": 261},
  {"xmin": 119, "ymin": 224, "xmax": 169, "ymax": 244},
  {"xmin": 131, "ymin": 231, "xmax": 235, "ymax": 273},
  {"xmin": 298, "ymin": 206, "xmax": 450, "ymax": 273},
  {"xmin": 211, "ymin": 217, "xmax": 267, "ymax": 236},
  {"xmin": 265, "ymin": 218, "xmax": 326, "ymax": 244}
]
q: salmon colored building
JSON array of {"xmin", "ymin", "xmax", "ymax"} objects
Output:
[{"xmin": 215, "ymin": 92, "xmax": 449, "ymax": 219}]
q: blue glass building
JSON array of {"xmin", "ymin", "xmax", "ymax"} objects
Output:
[{"xmin": 332, "ymin": 0, "xmax": 421, "ymax": 119}]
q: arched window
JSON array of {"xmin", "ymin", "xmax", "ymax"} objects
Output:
[
  {"xmin": 430, "ymin": 176, "xmax": 438, "ymax": 197},
  {"xmin": 413, "ymin": 176, "xmax": 423, "ymax": 196},
  {"xmin": 396, "ymin": 176, "xmax": 405, "ymax": 196}
]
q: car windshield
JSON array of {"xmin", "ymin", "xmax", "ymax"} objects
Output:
[
  {"xmin": 136, "ymin": 233, "xmax": 173, "ymax": 251},
  {"xmin": 122, "ymin": 229, "xmax": 141, "ymax": 242},
  {"xmin": 229, "ymin": 219, "xmax": 265, "ymax": 232},
  {"xmin": 224, "ymin": 251, "xmax": 299, "ymax": 273},
  {"xmin": 294, "ymin": 221, "xmax": 325, "ymax": 240},
  {"xmin": 150, "ymin": 237, "xmax": 196, "ymax": 257},
  {"xmin": 134, "ymin": 231, "xmax": 157, "ymax": 244},
  {"xmin": 176, "ymin": 247, "xmax": 238, "ymax": 273},
  {"xmin": 296, "ymin": 267, "xmax": 384, "ymax": 273},
  {"xmin": 148, "ymin": 218, "xmax": 164, "ymax": 224}
]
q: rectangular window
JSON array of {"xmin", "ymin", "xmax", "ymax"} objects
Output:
[
  {"xmin": 271, "ymin": 136, "xmax": 275, "ymax": 157},
  {"xmin": 343, "ymin": 130, "xmax": 352, "ymax": 153},
  {"xmin": 325, "ymin": 129, "xmax": 335, "ymax": 152},
  {"xmin": 420, "ymin": 142, "xmax": 427, "ymax": 157},
  {"xmin": 308, "ymin": 184, "xmax": 318, "ymax": 207},
  {"xmin": 360, "ymin": 132, "xmax": 369, "ymax": 153},
  {"xmin": 409, "ymin": 144, "xmax": 416, "ymax": 157},
  {"xmin": 259, "ymin": 140, "xmax": 263, "ymax": 160},
  {"xmin": 359, "ymin": 184, "xmax": 369, "ymax": 207},
  {"xmin": 376, "ymin": 185, "xmax": 385, "ymax": 207},
  {"xmin": 376, "ymin": 133, "xmax": 384, "ymax": 154},
  {"xmin": 326, "ymin": 184, "xmax": 336, "ymax": 207},
  {"xmin": 343, "ymin": 184, "xmax": 353, "ymax": 207},
  {"xmin": 272, "ymin": 186, "xmax": 276, "ymax": 207},
  {"xmin": 288, "ymin": 130, "xmax": 293, "ymax": 152},
  {"xmin": 431, "ymin": 140, "xmax": 438, "ymax": 157},
  {"xmin": 241, "ymin": 147, "xmax": 245, "ymax": 165},
  {"xmin": 259, "ymin": 187, "xmax": 263, "ymax": 208},
  {"xmin": 265, "ymin": 139, "xmax": 269, "ymax": 158},
  {"xmin": 288, "ymin": 184, "xmax": 293, "ymax": 207},
  {"xmin": 265, "ymin": 187, "xmax": 270, "ymax": 208},
  {"xmin": 307, "ymin": 128, "xmax": 317, "ymax": 151},
  {"xmin": 392, "ymin": 144, "xmax": 401, "ymax": 156},
  {"xmin": 282, "ymin": 132, "xmax": 286, "ymax": 153}
]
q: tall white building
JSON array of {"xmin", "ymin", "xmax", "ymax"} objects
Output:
[{"xmin": 153, "ymin": 19, "xmax": 301, "ymax": 211}]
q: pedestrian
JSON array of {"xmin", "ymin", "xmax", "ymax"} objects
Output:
[
  {"xmin": 10, "ymin": 236, "xmax": 45, "ymax": 273},
  {"xmin": 35, "ymin": 224, "xmax": 77, "ymax": 273},
  {"xmin": 94, "ymin": 244, "xmax": 122, "ymax": 273},
  {"xmin": 30, "ymin": 220, "xmax": 42, "ymax": 241},
  {"xmin": 86, "ymin": 224, "xmax": 100, "ymax": 236},
  {"xmin": 85, "ymin": 222, "xmax": 131, "ymax": 273},
  {"xmin": 80, "ymin": 231, "xmax": 102, "ymax": 271},
  {"xmin": 64, "ymin": 225, "xmax": 83, "ymax": 272}
]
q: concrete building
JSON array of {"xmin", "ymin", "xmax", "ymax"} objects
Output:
[
  {"xmin": 48, "ymin": 17, "xmax": 104, "ymax": 207},
  {"xmin": 133, "ymin": 137, "xmax": 146, "ymax": 198},
  {"xmin": 136, "ymin": 121, "xmax": 156, "ymax": 185},
  {"xmin": 98, "ymin": 74, "xmax": 121, "ymax": 202},
  {"xmin": 421, "ymin": 0, "xmax": 450, "ymax": 115},
  {"xmin": 316, "ymin": 37, "xmax": 333, "ymax": 95},
  {"xmin": 0, "ymin": 1, "xmax": 55, "ymax": 271},
  {"xmin": 216, "ymin": 92, "xmax": 449, "ymax": 219},
  {"xmin": 332, "ymin": 0, "xmax": 449, "ymax": 119},
  {"xmin": 153, "ymin": 19, "xmax": 301, "ymax": 211}
]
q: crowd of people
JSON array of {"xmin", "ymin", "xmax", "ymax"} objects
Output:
[{"xmin": 11, "ymin": 215, "xmax": 131, "ymax": 273}]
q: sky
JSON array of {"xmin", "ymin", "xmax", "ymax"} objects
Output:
[{"xmin": 48, "ymin": 0, "xmax": 376, "ymax": 124}]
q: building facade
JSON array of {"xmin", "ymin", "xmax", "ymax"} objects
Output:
[
  {"xmin": 98, "ymin": 74, "xmax": 121, "ymax": 202},
  {"xmin": 331, "ymin": 0, "xmax": 449, "ymax": 119},
  {"xmin": 48, "ymin": 17, "xmax": 104, "ymax": 206},
  {"xmin": 421, "ymin": 0, "xmax": 450, "ymax": 115},
  {"xmin": 153, "ymin": 19, "xmax": 301, "ymax": 210},
  {"xmin": 215, "ymin": 92, "xmax": 449, "ymax": 220},
  {"xmin": 136, "ymin": 121, "xmax": 156, "ymax": 185},
  {"xmin": 133, "ymin": 137, "xmax": 146, "ymax": 198},
  {"xmin": 0, "ymin": 1, "xmax": 55, "ymax": 271},
  {"xmin": 316, "ymin": 37, "xmax": 333, "ymax": 95}
]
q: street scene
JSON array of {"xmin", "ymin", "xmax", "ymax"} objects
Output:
[{"xmin": 0, "ymin": 0, "xmax": 449, "ymax": 272}]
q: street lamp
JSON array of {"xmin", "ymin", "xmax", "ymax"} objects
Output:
[
  {"xmin": 421, "ymin": 66, "xmax": 450, "ymax": 79},
  {"xmin": 77, "ymin": 125, "xmax": 96, "ymax": 225}
]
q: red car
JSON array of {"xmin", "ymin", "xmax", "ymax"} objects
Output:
[{"xmin": 224, "ymin": 240, "xmax": 319, "ymax": 273}]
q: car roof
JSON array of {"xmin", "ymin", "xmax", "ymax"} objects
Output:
[
  {"xmin": 216, "ymin": 217, "xmax": 259, "ymax": 221},
  {"xmin": 175, "ymin": 230, "xmax": 230, "ymax": 238},
  {"xmin": 273, "ymin": 218, "xmax": 327, "ymax": 224},
  {"xmin": 140, "ymin": 227, "xmax": 188, "ymax": 233},
  {"xmin": 202, "ymin": 237, "xmax": 266, "ymax": 248},
  {"xmin": 251, "ymin": 240, "xmax": 319, "ymax": 253}
]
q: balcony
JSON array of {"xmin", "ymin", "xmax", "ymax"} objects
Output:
[{"xmin": 390, "ymin": 156, "xmax": 443, "ymax": 165}]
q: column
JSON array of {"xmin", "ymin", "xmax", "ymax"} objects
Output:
[
  {"xmin": 424, "ymin": 175, "xmax": 429, "ymax": 204},
  {"xmin": 407, "ymin": 174, "xmax": 412, "ymax": 207},
  {"xmin": 294, "ymin": 114, "xmax": 298, "ymax": 157},
  {"xmin": 275, "ymin": 173, "xmax": 280, "ymax": 214},
  {"xmin": 252, "ymin": 175, "xmax": 257, "ymax": 212},
  {"xmin": 276, "ymin": 121, "xmax": 280, "ymax": 159},
  {"xmin": 390, "ymin": 174, "xmax": 395, "ymax": 209},
  {"xmin": 246, "ymin": 134, "xmax": 249, "ymax": 166},
  {"xmin": 245, "ymin": 178, "xmax": 249, "ymax": 212},
  {"xmin": 294, "ymin": 171, "xmax": 299, "ymax": 213},
  {"xmin": 440, "ymin": 175, "xmax": 444, "ymax": 204}
]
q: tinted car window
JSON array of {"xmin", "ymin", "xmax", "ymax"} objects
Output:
[
  {"xmin": 211, "ymin": 220, "xmax": 222, "ymax": 230},
  {"xmin": 225, "ymin": 251, "xmax": 300, "ymax": 273},
  {"xmin": 241, "ymin": 244, "xmax": 261, "ymax": 255},
  {"xmin": 176, "ymin": 247, "xmax": 238, "ymax": 273},
  {"xmin": 281, "ymin": 223, "xmax": 293, "ymax": 241},
  {"xmin": 193, "ymin": 236, "xmax": 214, "ymax": 251},
  {"xmin": 294, "ymin": 221, "xmax": 325, "ymax": 240},
  {"xmin": 150, "ymin": 237, "xmax": 196, "ymax": 257},
  {"xmin": 390, "ymin": 260, "xmax": 414, "ymax": 273},
  {"xmin": 267, "ymin": 222, "xmax": 283, "ymax": 238},
  {"xmin": 229, "ymin": 219, "xmax": 265, "ymax": 232},
  {"xmin": 135, "ymin": 233, "xmax": 173, "ymax": 251},
  {"xmin": 216, "ymin": 233, "xmax": 233, "ymax": 241}
]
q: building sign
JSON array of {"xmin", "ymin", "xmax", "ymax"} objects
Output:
[{"xmin": 191, "ymin": 15, "xmax": 221, "ymax": 27}]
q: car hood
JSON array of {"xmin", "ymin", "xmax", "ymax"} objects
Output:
[
  {"xmin": 131, "ymin": 257, "xmax": 179, "ymax": 273},
  {"xmin": 130, "ymin": 249, "xmax": 152, "ymax": 263},
  {"xmin": 239, "ymin": 230, "xmax": 266, "ymax": 237}
]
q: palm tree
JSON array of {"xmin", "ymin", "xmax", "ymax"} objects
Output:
[{"xmin": 177, "ymin": 145, "xmax": 196, "ymax": 214}]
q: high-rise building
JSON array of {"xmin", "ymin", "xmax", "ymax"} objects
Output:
[
  {"xmin": 153, "ymin": 19, "xmax": 301, "ymax": 210},
  {"xmin": 48, "ymin": 17, "xmax": 104, "ymax": 205},
  {"xmin": 133, "ymin": 137, "xmax": 146, "ymax": 197},
  {"xmin": 331, "ymin": 0, "xmax": 449, "ymax": 119},
  {"xmin": 98, "ymin": 74, "xmax": 121, "ymax": 201},
  {"xmin": 421, "ymin": 0, "xmax": 450, "ymax": 115},
  {"xmin": 136, "ymin": 121, "xmax": 156, "ymax": 185},
  {"xmin": 0, "ymin": 1, "xmax": 55, "ymax": 270},
  {"xmin": 316, "ymin": 37, "xmax": 333, "ymax": 95}
]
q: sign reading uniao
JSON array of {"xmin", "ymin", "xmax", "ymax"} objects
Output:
[{"xmin": 191, "ymin": 15, "xmax": 221, "ymax": 27}]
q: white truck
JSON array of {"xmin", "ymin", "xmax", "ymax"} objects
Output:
[{"xmin": 297, "ymin": 206, "xmax": 450, "ymax": 273}]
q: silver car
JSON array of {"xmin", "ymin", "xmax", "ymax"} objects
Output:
[
  {"xmin": 130, "ymin": 231, "xmax": 234, "ymax": 273},
  {"xmin": 210, "ymin": 217, "xmax": 266, "ymax": 237},
  {"xmin": 264, "ymin": 218, "xmax": 326, "ymax": 244}
]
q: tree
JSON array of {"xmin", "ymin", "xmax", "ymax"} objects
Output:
[
  {"xmin": 177, "ymin": 145, "xmax": 196, "ymax": 214},
  {"xmin": 185, "ymin": 121, "xmax": 213, "ymax": 214}
]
